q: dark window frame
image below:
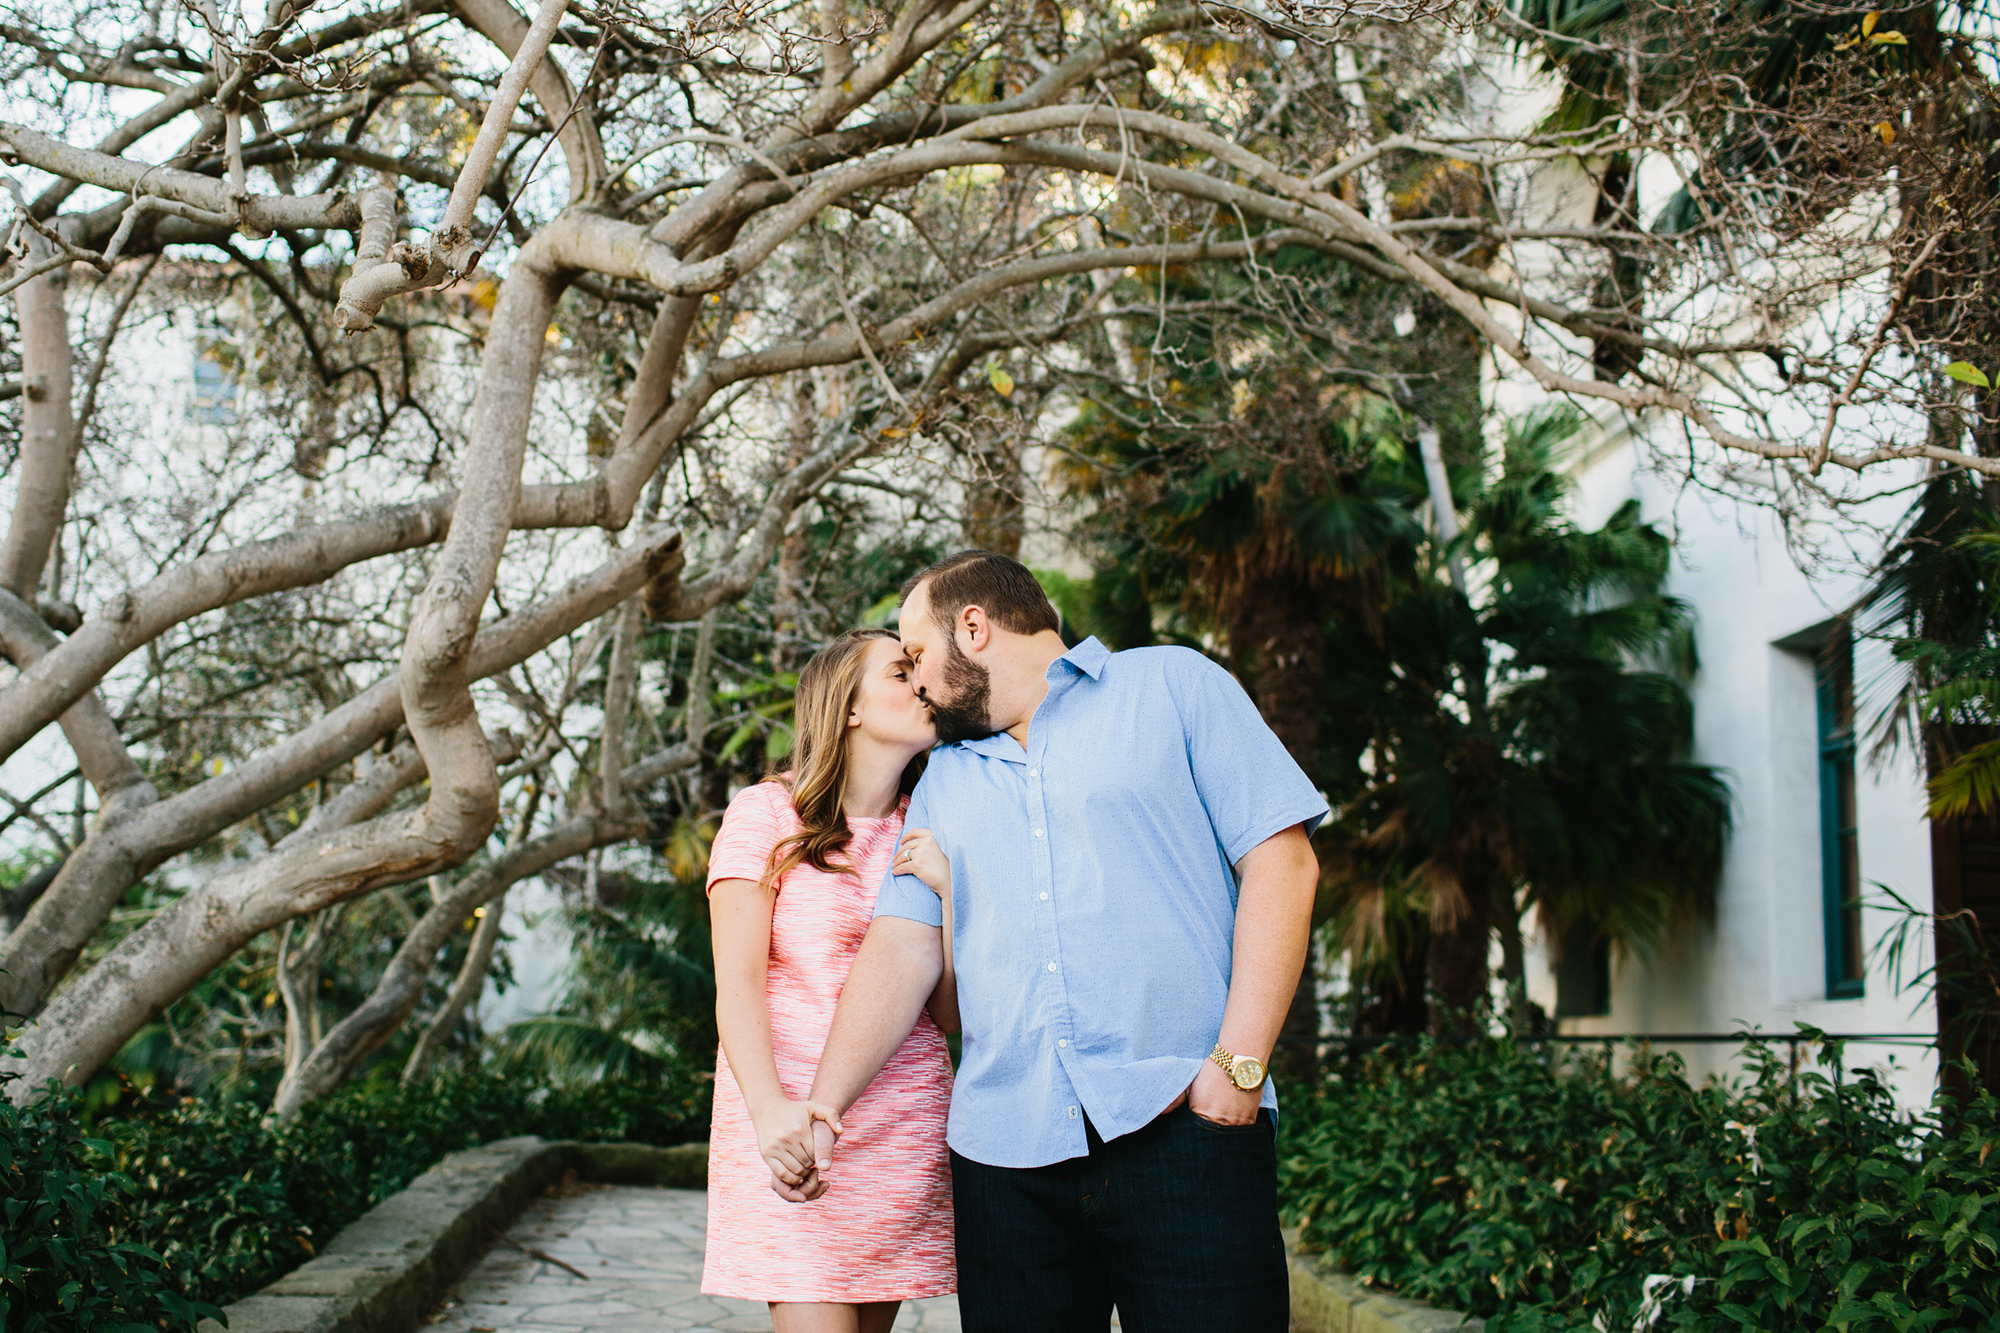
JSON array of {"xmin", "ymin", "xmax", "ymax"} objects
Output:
[{"xmin": 1815, "ymin": 633, "xmax": 1865, "ymax": 999}]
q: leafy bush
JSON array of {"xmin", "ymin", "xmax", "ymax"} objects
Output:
[
  {"xmin": 6, "ymin": 1060, "xmax": 708, "ymax": 1324},
  {"xmin": 0, "ymin": 1068, "xmax": 222, "ymax": 1332},
  {"xmin": 1279, "ymin": 1033, "xmax": 2000, "ymax": 1331}
]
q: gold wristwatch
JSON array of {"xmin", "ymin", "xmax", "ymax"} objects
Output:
[{"xmin": 1209, "ymin": 1043, "xmax": 1268, "ymax": 1092}]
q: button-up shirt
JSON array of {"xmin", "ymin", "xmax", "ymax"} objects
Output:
[{"xmin": 872, "ymin": 637, "xmax": 1328, "ymax": 1168}]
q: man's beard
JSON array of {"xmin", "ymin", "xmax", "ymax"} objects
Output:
[{"xmin": 924, "ymin": 637, "xmax": 995, "ymax": 742}]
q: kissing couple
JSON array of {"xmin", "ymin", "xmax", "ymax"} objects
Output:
[{"xmin": 702, "ymin": 550, "xmax": 1326, "ymax": 1333}]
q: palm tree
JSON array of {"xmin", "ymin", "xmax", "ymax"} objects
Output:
[
  {"xmin": 1855, "ymin": 472, "xmax": 2000, "ymax": 813},
  {"xmin": 493, "ymin": 817, "xmax": 718, "ymax": 1091},
  {"xmin": 1055, "ymin": 307, "xmax": 1455, "ymax": 1077},
  {"xmin": 1333, "ymin": 406, "xmax": 1732, "ymax": 1031}
]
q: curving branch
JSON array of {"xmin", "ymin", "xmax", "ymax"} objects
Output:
[
  {"xmin": 0, "ymin": 525, "xmax": 684, "ymax": 1022},
  {"xmin": 0, "ymin": 499, "xmax": 455, "ymax": 767},
  {"xmin": 333, "ymin": 0, "xmax": 573, "ymax": 331},
  {"xmin": 0, "ymin": 237, "xmax": 73, "ymax": 603}
]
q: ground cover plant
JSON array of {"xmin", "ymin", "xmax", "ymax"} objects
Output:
[
  {"xmin": 1279, "ymin": 1032, "xmax": 2000, "ymax": 1331},
  {"xmin": 2, "ymin": 1059, "xmax": 709, "ymax": 1327}
]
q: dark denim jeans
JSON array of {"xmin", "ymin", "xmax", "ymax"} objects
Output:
[{"xmin": 949, "ymin": 1105, "xmax": 1288, "ymax": 1333}]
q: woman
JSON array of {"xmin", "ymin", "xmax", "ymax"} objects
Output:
[{"xmin": 704, "ymin": 628, "xmax": 957, "ymax": 1333}]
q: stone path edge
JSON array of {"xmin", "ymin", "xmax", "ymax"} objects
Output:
[
  {"xmin": 1285, "ymin": 1232, "xmax": 1485, "ymax": 1333},
  {"xmin": 195, "ymin": 1136, "xmax": 1480, "ymax": 1333},
  {"xmin": 196, "ymin": 1137, "xmax": 709, "ymax": 1333}
]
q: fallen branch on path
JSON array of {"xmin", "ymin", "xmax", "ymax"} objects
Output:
[{"xmin": 488, "ymin": 1225, "xmax": 591, "ymax": 1280}]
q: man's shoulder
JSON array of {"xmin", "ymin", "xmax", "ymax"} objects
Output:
[{"xmin": 1101, "ymin": 643, "xmax": 1229, "ymax": 688}]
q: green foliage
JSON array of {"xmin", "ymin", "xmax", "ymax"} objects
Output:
[
  {"xmin": 7, "ymin": 1060, "xmax": 706, "ymax": 1318},
  {"xmin": 0, "ymin": 1064, "xmax": 219, "ymax": 1332},
  {"xmin": 1280, "ymin": 1034, "xmax": 2000, "ymax": 1330},
  {"xmin": 1859, "ymin": 472, "xmax": 2000, "ymax": 815},
  {"xmin": 494, "ymin": 835, "xmax": 718, "ymax": 1100}
]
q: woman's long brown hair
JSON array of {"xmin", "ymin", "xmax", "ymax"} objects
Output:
[{"xmin": 760, "ymin": 628, "xmax": 927, "ymax": 892}]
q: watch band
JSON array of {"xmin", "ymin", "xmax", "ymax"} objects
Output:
[{"xmin": 1209, "ymin": 1042, "xmax": 1269, "ymax": 1091}]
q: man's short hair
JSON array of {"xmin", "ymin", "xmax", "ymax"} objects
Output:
[{"xmin": 901, "ymin": 550, "xmax": 1061, "ymax": 638}]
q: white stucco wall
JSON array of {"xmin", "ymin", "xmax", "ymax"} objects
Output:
[{"xmin": 1521, "ymin": 424, "xmax": 1940, "ymax": 1106}]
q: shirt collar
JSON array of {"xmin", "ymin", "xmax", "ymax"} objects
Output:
[
  {"xmin": 1053, "ymin": 636, "xmax": 1110, "ymax": 681},
  {"xmin": 946, "ymin": 639, "xmax": 1110, "ymax": 762}
]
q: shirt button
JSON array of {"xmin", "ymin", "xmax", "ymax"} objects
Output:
[
  {"xmin": 1029, "ymin": 768, "xmax": 1039, "ymax": 777},
  {"xmin": 1039, "ymin": 891, "xmax": 1049, "ymax": 901},
  {"xmin": 1047, "ymin": 962, "xmax": 1058, "ymax": 972},
  {"xmin": 1058, "ymin": 1039, "xmax": 1069, "ymax": 1048},
  {"xmin": 1034, "ymin": 829, "xmax": 1044, "ymax": 837}
]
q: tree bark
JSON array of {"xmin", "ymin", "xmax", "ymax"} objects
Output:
[
  {"xmin": 0, "ymin": 243, "xmax": 73, "ymax": 602},
  {"xmin": 1427, "ymin": 872, "xmax": 1494, "ymax": 1036},
  {"xmin": 277, "ymin": 906, "xmax": 340, "ymax": 1085},
  {"xmin": 273, "ymin": 741, "xmax": 699, "ymax": 1115},
  {"xmin": 270, "ymin": 805, "xmax": 643, "ymax": 1119},
  {"xmin": 400, "ymin": 884, "xmax": 508, "ymax": 1083},
  {"xmin": 0, "ymin": 529, "xmax": 680, "ymax": 1019},
  {"xmin": 0, "ymin": 499, "xmax": 454, "ymax": 766}
]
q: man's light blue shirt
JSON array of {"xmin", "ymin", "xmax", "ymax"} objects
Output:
[{"xmin": 872, "ymin": 637, "xmax": 1329, "ymax": 1169}]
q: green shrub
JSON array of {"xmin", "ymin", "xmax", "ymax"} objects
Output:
[
  {"xmin": 1279, "ymin": 1033, "xmax": 2000, "ymax": 1331},
  {"xmin": 4, "ymin": 1059, "xmax": 708, "ymax": 1321},
  {"xmin": 110, "ymin": 1063, "xmax": 708, "ymax": 1308},
  {"xmin": 0, "ymin": 1068, "xmax": 222, "ymax": 1332}
]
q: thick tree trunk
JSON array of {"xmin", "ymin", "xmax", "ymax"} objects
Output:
[
  {"xmin": 0, "ymin": 248, "xmax": 72, "ymax": 602},
  {"xmin": 1427, "ymin": 872, "xmax": 1493, "ymax": 1036},
  {"xmin": 0, "ymin": 532, "xmax": 677, "ymax": 1019},
  {"xmin": 8, "ymin": 261, "xmax": 563, "ymax": 1095}
]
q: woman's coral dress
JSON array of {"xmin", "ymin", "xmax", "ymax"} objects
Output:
[{"xmin": 701, "ymin": 780, "xmax": 955, "ymax": 1302}]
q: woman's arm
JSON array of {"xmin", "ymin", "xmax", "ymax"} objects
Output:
[
  {"xmin": 711, "ymin": 877, "xmax": 824, "ymax": 1185},
  {"xmin": 897, "ymin": 828, "xmax": 959, "ymax": 1034}
]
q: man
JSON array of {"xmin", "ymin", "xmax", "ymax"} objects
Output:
[{"xmin": 784, "ymin": 550, "xmax": 1325, "ymax": 1332}]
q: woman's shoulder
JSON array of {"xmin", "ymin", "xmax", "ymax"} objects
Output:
[
  {"xmin": 707, "ymin": 781, "xmax": 798, "ymax": 889},
  {"xmin": 723, "ymin": 779, "xmax": 799, "ymax": 827}
]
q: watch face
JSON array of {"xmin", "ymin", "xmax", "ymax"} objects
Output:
[{"xmin": 1232, "ymin": 1057, "xmax": 1266, "ymax": 1090}]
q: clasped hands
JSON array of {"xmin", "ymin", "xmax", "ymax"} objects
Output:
[
  {"xmin": 759, "ymin": 1097, "xmax": 844, "ymax": 1202},
  {"xmin": 761, "ymin": 1062, "xmax": 1260, "ymax": 1203}
]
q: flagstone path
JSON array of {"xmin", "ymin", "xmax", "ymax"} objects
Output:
[{"xmin": 424, "ymin": 1181, "xmax": 964, "ymax": 1333}]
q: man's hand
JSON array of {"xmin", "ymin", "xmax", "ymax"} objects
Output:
[
  {"xmin": 758, "ymin": 1100, "xmax": 842, "ymax": 1199},
  {"xmin": 1182, "ymin": 1057, "xmax": 1262, "ymax": 1126}
]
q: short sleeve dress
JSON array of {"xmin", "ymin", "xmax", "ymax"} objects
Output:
[{"xmin": 701, "ymin": 780, "xmax": 955, "ymax": 1303}]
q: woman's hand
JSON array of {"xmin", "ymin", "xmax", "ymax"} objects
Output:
[
  {"xmin": 754, "ymin": 1098, "xmax": 843, "ymax": 1194},
  {"xmin": 895, "ymin": 827, "xmax": 950, "ymax": 895}
]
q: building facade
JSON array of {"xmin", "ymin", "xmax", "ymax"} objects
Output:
[{"xmin": 1520, "ymin": 417, "xmax": 1940, "ymax": 1104}]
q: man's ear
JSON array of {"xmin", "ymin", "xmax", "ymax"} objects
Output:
[{"xmin": 961, "ymin": 604, "xmax": 992, "ymax": 653}]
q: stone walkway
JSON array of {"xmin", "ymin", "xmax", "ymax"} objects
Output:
[{"xmin": 425, "ymin": 1182, "xmax": 963, "ymax": 1332}]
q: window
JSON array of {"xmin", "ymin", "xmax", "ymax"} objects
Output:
[
  {"xmin": 1817, "ymin": 632, "xmax": 1864, "ymax": 997},
  {"xmin": 1553, "ymin": 919, "xmax": 1611, "ymax": 1018},
  {"xmin": 188, "ymin": 345, "xmax": 238, "ymax": 426}
]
